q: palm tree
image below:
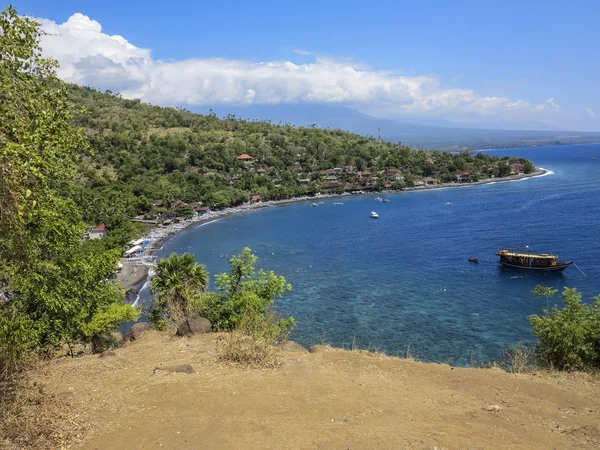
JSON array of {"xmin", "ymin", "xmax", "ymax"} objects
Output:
[{"xmin": 151, "ymin": 253, "xmax": 208, "ymax": 322}]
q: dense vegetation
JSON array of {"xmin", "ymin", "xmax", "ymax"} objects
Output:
[
  {"xmin": 66, "ymin": 85, "xmax": 535, "ymax": 231},
  {"xmin": 150, "ymin": 248, "xmax": 294, "ymax": 364},
  {"xmin": 528, "ymin": 286, "xmax": 600, "ymax": 371},
  {"xmin": 0, "ymin": 6, "xmax": 138, "ymax": 379}
]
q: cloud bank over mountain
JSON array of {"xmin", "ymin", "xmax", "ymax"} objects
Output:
[{"xmin": 38, "ymin": 13, "xmax": 593, "ymax": 130}]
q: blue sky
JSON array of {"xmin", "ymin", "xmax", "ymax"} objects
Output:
[{"xmin": 10, "ymin": 0, "xmax": 600, "ymax": 131}]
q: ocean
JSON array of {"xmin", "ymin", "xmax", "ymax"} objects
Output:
[{"xmin": 152, "ymin": 143, "xmax": 600, "ymax": 366}]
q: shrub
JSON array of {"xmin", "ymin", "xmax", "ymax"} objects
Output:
[
  {"xmin": 529, "ymin": 286, "xmax": 600, "ymax": 371},
  {"xmin": 217, "ymin": 310, "xmax": 293, "ymax": 366},
  {"xmin": 196, "ymin": 247, "xmax": 293, "ymax": 331},
  {"xmin": 501, "ymin": 342, "xmax": 535, "ymax": 373}
]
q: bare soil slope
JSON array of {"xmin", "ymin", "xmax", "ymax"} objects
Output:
[{"xmin": 41, "ymin": 332, "xmax": 600, "ymax": 449}]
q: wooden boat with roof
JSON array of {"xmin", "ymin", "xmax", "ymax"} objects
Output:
[{"xmin": 496, "ymin": 249, "xmax": 572, "ymax": 272}]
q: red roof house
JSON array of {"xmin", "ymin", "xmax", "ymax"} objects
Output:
[
  {"xmin": 88, "ymin": 224, "xmax": 106, "ymax": 240},
  {"xmin": 237, "ymin": 154, "xmax": 254, "ymax": 161}
]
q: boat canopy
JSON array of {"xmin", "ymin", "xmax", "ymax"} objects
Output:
[
  {"xmin": 496, "ymin": 250, "xmax": 558, "ymax": 260},
  {"xmin": 125, "ymin": 245, "xmax": 142, "ymax": 255}
]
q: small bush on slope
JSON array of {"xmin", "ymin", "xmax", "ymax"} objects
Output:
[{"xmin": 529, "ymin": 286, "xmax": 600, "ymax": 371}]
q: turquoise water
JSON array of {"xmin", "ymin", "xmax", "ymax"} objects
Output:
[{"xmin": 153, "ymin": 143, "xmax": 600, "ymax": 365}]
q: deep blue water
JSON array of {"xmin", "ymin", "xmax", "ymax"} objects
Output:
[{"xmin": 153, "ymin": 143, "xmax": 600, "ymax": 365}]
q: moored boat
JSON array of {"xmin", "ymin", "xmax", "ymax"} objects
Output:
[
  {"xmin": 468, "ymin": 257, "xmax": 479, "ymax": 263},
  {"xmin": 496, "ymin": 249, "xmax": 572, "ymax": 271},
  {"xmin": 370, "ymin": 211, "xmax": 379, "ymax": 218}
]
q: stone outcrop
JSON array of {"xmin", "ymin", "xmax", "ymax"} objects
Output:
[
  {"xmin": 123, "ymin": 322, "xmax": 155, "ymax": 342},
  {"xmin": 176, "ymin": 314, "xmax": 212, "ymax": 337}
]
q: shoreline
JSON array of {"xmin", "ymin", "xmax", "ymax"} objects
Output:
[{"xmin": 117, "ymin": 167, "xmax": 549, "ymax": 296}]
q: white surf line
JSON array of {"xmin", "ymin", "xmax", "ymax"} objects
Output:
[
  {"xmin": 197, "ymin": 218, "xmax": 221, "ymax": 227},
  {"xmin": 506, "ymin": 167, "xmax": 555, "ymax": 182}
]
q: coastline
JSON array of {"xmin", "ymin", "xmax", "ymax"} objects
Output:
[{"xmin": 117, "ymin": 167, "xmax": 549, "ymax": 296}]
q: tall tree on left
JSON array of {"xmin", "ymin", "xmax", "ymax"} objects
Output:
[{"xmin": 0, "ymin": 6, "xmax": 138, "ymax": 368}]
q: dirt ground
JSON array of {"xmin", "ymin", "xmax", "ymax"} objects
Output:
[{"xmin": 39, "ymin": 331, "xmax": 600, "ymax": 450}]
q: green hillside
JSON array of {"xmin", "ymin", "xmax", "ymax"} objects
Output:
[{"xmin": 67, "ymin": 85, "xmax": 534, "ymax": 230}]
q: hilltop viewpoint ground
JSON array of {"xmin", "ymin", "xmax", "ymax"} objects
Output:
[{"xmin": 14, "ymin": 331, "xmax": 600, "ymax": 450}]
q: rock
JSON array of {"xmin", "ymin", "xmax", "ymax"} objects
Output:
[
  {"xmin": 153, "ymin": 364, "xmax": 195, "ymax": 375},
  {"xmin": 98, "ymin": 350, "xmax": 117, "ymax": 358},
  {"xmin": 484, "ymin": 404, "xmax": 503, "ymax": 412},
  {"xmin": 280, "ymin": 341, "xmax": 308, "ymax": 353},
  {"xmin": 123, "ymin": 322, "xmax": 155, "ymax": 342},
  {"xmin": 176, "ymin": 314, "xmax": 211, "ymax": 337},
  {"xmin": 309, "ymin": 345, "xmax": 328, "ymax": 353}
]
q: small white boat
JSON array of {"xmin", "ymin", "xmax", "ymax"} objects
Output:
[
  {"xmin": 375, "ymin": 197, "xmax": 383, "ymax": 202},
  {"xmin": 333, "ymin": 201, "xmax": 343, "ymax": 206},
  {"xmin": 311, "ymin": 202, "xmax": 318, "ymax": 207},
  {"xmin": 370, "ymin": 211, "xmax": 379, "ymax": 218},
  {"xmin": 382, "ymin": 198, "xmax": 390, "ymax": 203}
]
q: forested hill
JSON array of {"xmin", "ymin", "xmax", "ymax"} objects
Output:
[{"xmin": 67, "ymin": 85, "xmax": 535, "ymax": 229}]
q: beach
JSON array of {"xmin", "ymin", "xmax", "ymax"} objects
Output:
[{"xmin": 116, "ymin": 168, "xmax": 548, "ymax": 297}]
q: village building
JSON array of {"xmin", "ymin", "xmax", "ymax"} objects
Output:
[
  {"xmin": 237, "ymin": 154, "xmax": 254, "ymax": 162},
  {"xmin": 298, "ymin": 178, "xmax": 311, "ymax": 185},
  {"xmin": 319, "ymin": 169, "xmax": 335, "ymax": 176},
  {"xmin": 511, "ymin": 162, "xmax": 525, "ymax": 174},
  {"xmin": 362, "ymin": 176, "xmax": 376, "ymax": 186},
  {"xmin": 152, "ymin": 200, "xmax": 164, "ymax": 208},
  {"xmin": 384, "ymin": 169, "xmax": 404, "ymax": 182},
  {"xmin": 324, "ymin": 175, "xmax": 338, "ymax": 182},
  {"xmin": 256, "ymin": 168, "xmax": 267, "ymax": 175},
  {"xmin": 423, "ymin": 177, "xmax": 438, "ymax": 186},
  {"xmin": 414, "ymin": 179, "xmax": 425, "ymax": 187},
  {"xmin": 88, "ymin": 224, "xmax": 106, "ymax": 240},
  {"xmin": 170, "ymin": 200, "xmax": 185, "ymax": 209},
  {"xmin": 321, "ymin": 182, "xmax": 344, "ymax": 190},
  {"xmin": 195, "ymin": 206, "xmax": 211, "ymax": 216},
  {"xmin": 455, "ymin": 171, "xmax": 470, "ymax": 182},
  {"xmin": 250, "ymin": 195, "xmax": 262, "ymax": 204}
]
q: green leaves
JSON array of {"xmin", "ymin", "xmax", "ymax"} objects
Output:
[
  {"xmin": 205, "ymin": 247, "xmax": 292, "ymax": 331},
  {"xmin": 150, "ymin": 252, "xmax": 209, "ymax": 325},
  {"xmin": 0, "ymin": 6, "xmax": 139, "ymax": 360},
  {"xmin": 529, "ymin": 286, "xmax": 600, "ymax": 370}
]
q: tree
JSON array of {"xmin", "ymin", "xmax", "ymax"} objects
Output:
[
  {"xmin": 0, "ymin": 6, "xmax": 138, "ymax": 363},
  {"xmin": 529, "ymin": 286, "xmax": 600, "ymax": 370},
  {"xmin": 198, "ymin": 248, "xmax": 293, "ymax": 332},
  {"xmin": 150, "ymin": 253, "xmax": 209, "ymax": 326}
]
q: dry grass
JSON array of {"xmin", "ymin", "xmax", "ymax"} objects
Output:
[
  {"xmin": 0, "ymin": 363, "xmax": 90, "ymax": 449},
  {"xmin": 216, "ymin": 312, "xmax": 288, "ymax": 367},
  {"xmin": 502, "ymin": 342, "xmax": 537, "ymax": 373},
  {"xmin": 216, "ymin": 332, "xmax": 282, "ymax": 367}
]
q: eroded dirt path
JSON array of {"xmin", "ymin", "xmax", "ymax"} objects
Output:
[{"xmin": 42, "ymin": 332, "xmax": 600, "ymax": 449}]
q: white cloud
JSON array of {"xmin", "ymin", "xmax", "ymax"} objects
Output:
[
  {"xmin": 38, "ymin": 13, "xmax": 566, "ymax": 126},
  {"xmin": 293, "ymin": 49, "xmax": 313, "ymax": 56},
  {"xmin": 585, "ymin": 107, "xmax": 596, "ymax": 118}
]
